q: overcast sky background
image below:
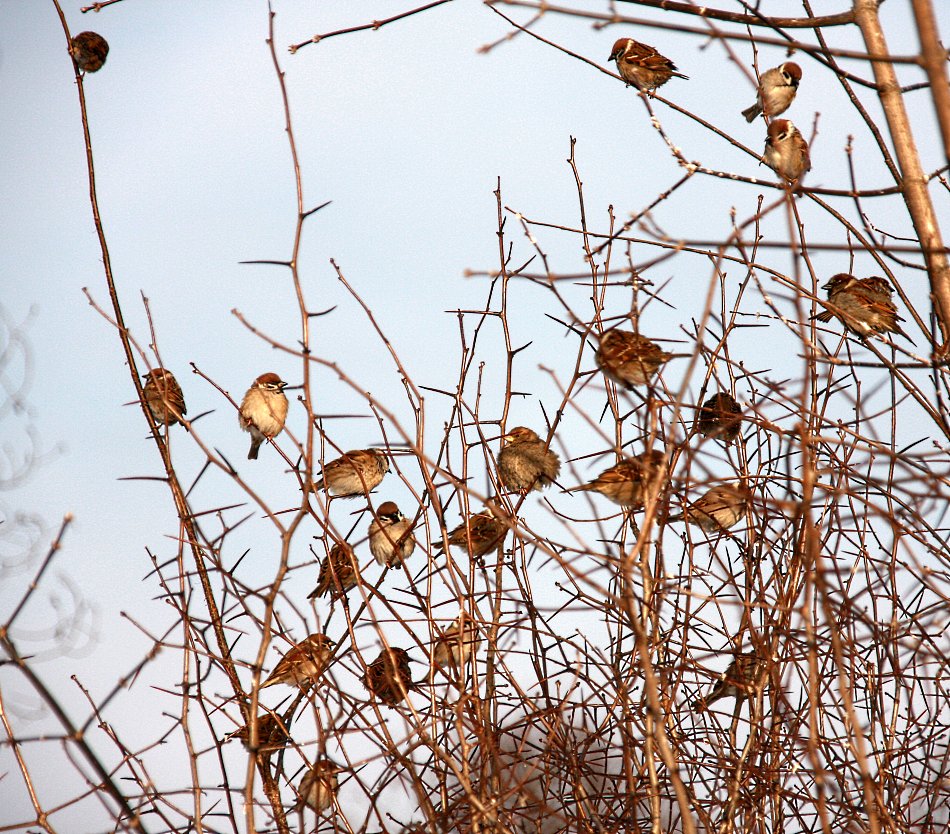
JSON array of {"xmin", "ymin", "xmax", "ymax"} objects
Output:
[{"xmin": 2, "ymin": 1, "xmax": 948, "ymax": 829}]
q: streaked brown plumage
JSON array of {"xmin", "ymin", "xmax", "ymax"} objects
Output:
[
  {"xmin": 238, "ymin": 372, "xmax": 289, "ymax": 460},
  {"xmin": 436, "ymin": 509, "xmax": 507, "ymax": 558},
  {"xmin": 362, "ymin": 646, "xmax": 414, "ymax": 706},
  {"xmin": 312, "ymin": 448, "xmax": 390, "ymax": 497},
  {"xmin": 763, "ymin": 118, "xmax": 810, "ymax": 183},
  {"xmin": 694, "ymin": 392, "xmax": 742, "ymax": 443},
  {"xmin": 69, "ymin": 31, "xmax": 109, "ymax": 73},
  {"xmin": 742, "ymin": 62, "xmax": 802, "ymax": 122},
  {"xmin": 368, "ymin": 502, "xmax": 415, "ymax": 568},
  {"xmin": 609, "ymin": 37, "xmax": 687, "ymax": 93},
  {"xmin": 142, "ymin": 368, "xmax": 187, "ymax": 427},
  {"xmin": 309, "ymin": 542, "xmax": 360, "ymax": 601},
  {"xmin": 595, "ymin": 329, "xmax": 682, "ymax": 388},
  {"xmin": 294, "ymin": 759, "xmax": 340, "ymax": 813},
  {"xmin": 567, "ymin": 450, "xmax": 667, "ymax": 509},
  {"xmin": 814, "ymin": 274, "xmax": 909, "ymax": 341},
  {"xmin": 498, "ymin": 426, "xmax": 561, "ymax": 492},
  {"xmin": 226, "ymin": 711, "xmax": 292, "ymax": 753},
  {"xmin": 693, "ymin": 651, "xmax": 766, "ymax": 711},
  {"xmin": 668, "ymin": 481, "xmax": 750, "ymax": 532},
  {"xmin": 432, "ymin": 615, "xmax": 480, "ymax": 673},
  {"xmin": 261, "ymin": 634, "xmax": 333, "ymax": 690}
]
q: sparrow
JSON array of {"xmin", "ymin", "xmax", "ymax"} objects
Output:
[
  {"xmin": 595, "ymin": 329, "xmax": 684, "ymax": 388},
  {"xmin": 368, "ymin": 502, "xmax": 415, "ymax": 568},
  {"xmin": 142, "ymin": 368, "xmax": 187, "ymax": 427},
  {"xmin": 312, "ymin": 448, "xmax": 390, "ymax": 497},
  {"xmin": 609, "ymin": 38, "xmax": 688, "ymax": 93},
  {"xmin": 238, "ymin": 372, "xmax": 288, "ymax": 460},
  {"xmin": 693, "ymin": 392, "xmax": 742, "ymax": 443},
  {"xmin": 742, "ymin": 62, "xmax": 802, "ymax": 122},
  {"xmin": 692, "ymin": 651, "xmax": 766, "ymax": 711},
  {"xmin": 497, "ymin": 426, "xmax": 561, "ymax": 492},
  {"xmin": 814, "ymin": 274, "xmax": 910, "ymax": 341},
  {"xmin": 226, "ymin": 711, "xmax": 292, "ymax": 753},
  {"xmin": 435, "ymin": 509, "xmax": 508, "ymax": 558},
  {"xmin": 566, "ymin": 450, "xmax": 667, "ymax": 509},
  {"xmin": 260, "ymin": 634, "xmax": 333, "ymax": 690},
  {"xmin": 69, "ymin": 31, "xmax": 109, "ymax": 73},
  {"xmin": 308, "ymin": 542, "xmax": 360, "ymax": 601},
  {"xmin": 294, "ymin": 759, "xmax": 340, "ymax": 814},
  {"xmin": 432, "ymin": 615, "xmax": 480, "ymax": 673},
  {"xmin": 762, "ymin": 119, "xmax": 810, "ymax": 183},
  {"xmin": 668, "ymin": 481, "xmax": 750, "ymax": 532},
  {"xmin": 362, "ymin": 646, "xmax": 414, "ymax": 706}
]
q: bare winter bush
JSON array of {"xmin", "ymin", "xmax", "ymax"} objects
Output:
[{"xmin": 4, "ymin": 2, "xmax": 950, "ymax": 833}]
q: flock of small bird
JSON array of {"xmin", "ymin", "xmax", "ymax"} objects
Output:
[{"xmin": 85, "ymin": 26, "xmax": 912, "ymax": 814}]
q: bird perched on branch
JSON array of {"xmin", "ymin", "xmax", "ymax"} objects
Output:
[
  {"xmin": 692, "ymin": 651, "xmax": 766, "ymax": 711},
  {"xmin": 294, "ymin": 759, "xmax": 341, "ymax": 814},
  {"xmin": 432, "ymin": 615, "xmax": 481, "ymax": 674},
  {"xmin": 238, "ymin": 372, "xmax": 288, "ymax": 459},
  {"xmin": 311, "ymin": 448, "xmax": 390, "ymax": 497},
  {"xmin": 693, "ymin": 392, "xmax": 742, "ymax": 443},
  {"xmin": 762, "ymin": 119, "xmax": 810, "ymax": 183},
  {"xmin": 609, "ymin": 37, "xmax": 687, "ymax": 93},
  {"xmin": 369, "ymin": 502, "xmax": 415, "ymax": 568},
  {"xmin": 261, "ymin": 634, "xmax": 333, "ymax": 690},
  {"xmin": 69, "ymin": 31, "xmax": 109, "ymax": 73},
  {"xmin": 309, "ymin": 542, "xmax": 360, "ymax": 601},
  {"xmin": 435, "ymin": 508, "xmax": 508, "ymax": 559},
  {"xmin": 497, "ymin": 426, "xmax": 561, "ymax": 493},
  {"xmin": 668, "ymin": 481, "xmax": 750, "ymax": 532},
  {"xmin": 814, "ymin": 274, "xmax": 911, "ymax": 341},
  {"xmin": 142, "ymin": 368, "xmax": 187, "ymax": 428},
  {"xmin": 362, "ymin": 646, "xmax": 414, "ymax": 706},
  {"xmin": 742, "ymin": 62, "xmax": 802, "ymax": 122},
  {"xmin": 566, "ymin": 450, "xmax": 667, "ymax": 509},
  {"xmin": 226, "ymin": 711, "xmax": 292, "ymax": 753},
  {"xmin": 595, "ymin": 329, "xmax": 686, "ymax": 389}
]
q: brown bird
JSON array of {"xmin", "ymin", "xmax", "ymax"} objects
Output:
[
  {"xmin": 742, "ymin": 62, "xmax": 802, "ymax": 122},
  {"xmin": 692, "ymin": 651, "xmax": 766, "ymax": 711},
  {"xmin": 362, "ymin": 646, "xmax": 414, "ymax": 706},
  {"xmin": 368, "ymin": 502, "xmax": 415, "ymax": 568},
  {"xmin": 312, "ymin": 448, "xmax": 390, "ymax": 497},
  {"xmin": 595, "ymin": 329, "xmax": 684, "ymax": 388},
  {"xmin": 668, "ymin": 481, "xmax": 750, "ymax": 532},
  {"xmin": 435, "ymin": 509, "xmax": 508, "ymax": 558},
  {"xmin": 309, "ymin": 542, "xmax": 360, "ymax": 601},
  {"xmin": 261, "ymin": 634, "xmax": 333, "ymax": 690},
  {"xmin": 693, "ymin": 392, "xmax": 742, "ymax": 443},
  {"xmin": 762, "ymin": 118, "xmax": 810, "ymax": 183},
  {"xmin": 609, "ymin": 37, "xmax": 687, "ymax": 93},
  {"xmin": 294, "ymin": 759, "xmax": 340, "ymax": 814},
  {"xmin": 432, "ymin": 615, "xmax": 480, "ymax": 674},
  {"xmin": 497, "ymin": 426, "xmax": 561, "ymax": 492},
  {"xmin": 69, "ymin": 31, "xmax": 109, "ymax": 73},
  {"xmin": 814, "ymin": 274, "xmax": 910, "ymax": 341},
  {"xmin": 566, "ymin": 450, "xmax": 667, "ymax": 509},
  {"xmin": 226, "ymin": 711, "xmax": 292, "ymax": 753},
  {"xmin": 142, "ymin": 368, "xmax": 187, "ymax": 427},
  {"xmin": 238, "ymin": 372, "xmax": 289, "ymax": 460}
]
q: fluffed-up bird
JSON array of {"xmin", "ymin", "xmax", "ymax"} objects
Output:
[
  {"xmin": 239, "ymin": 372, "xmax": 288, "ymax": 460},
  {"xmin": 566, "ymin": 450, "xmax": 667, "ymax": 509},
  {"xmin": 69, "ymin": 31, "xmax": 109, "ymax": 73},
  {"xmin": 226, "ymin": 711, "xmax": 292, "ymax": 753},
  {"xmin": 668, "ymin": 481, "xmax": 750, "ymax": 532},
  {"xmin": 595, "ymin": 329, "xmax": 685, "ymax": 388},
  {"xmin": 142, "ymin": 368, "xmax": 187, "ymax": 427},
  {"xmin": 497, "ymin": 426, "xmax": 561, "ymax": 492},
  {"xmin": 312, "ymin": 448, "xmax": 390, "ymax": 497},
  {"xmin": 432, "ymin": 615, "xmax": 480, "ymax": 673},
  {"xmin": 294, "ymin": 759, "xmax": 341, "ymax": 814},
  {"xmin": 362, "ymin": 646, "xmax": 414, "ymax": 706},
  {"xmin": 692, "ymin": 651, "xmax": 766, "ymax": 711},
  {"xmin": 261, "ymin": 633, "xmax": 333, "ymax": 690},
  {"xmin": 762, "ymin": 119, "xmax": 810, "ymax": 183},
  {"xmin": 309, "ymin": 542, "xmax": 360, "ymax": 601},
  {"xmin": 609, "ymin": 37, "xmax": 687, "ymax": 93},
  {"xmin": 693, "ymin": 392, "xmax": 742, "ymax": 443},
  {"xmin": 435, "ymin": 508, "xmax": 508, "ymax": 558},
  {"xmin": 369, "ymin": 502, "xmax": 415, "ymax": 568},
  {"xmin": 814, "ymin": 273, "xmax": 910, "ymax": 341},
  {"xmin": 741, "ymin": 62, "xmax": 802, "ymax": 122}
]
